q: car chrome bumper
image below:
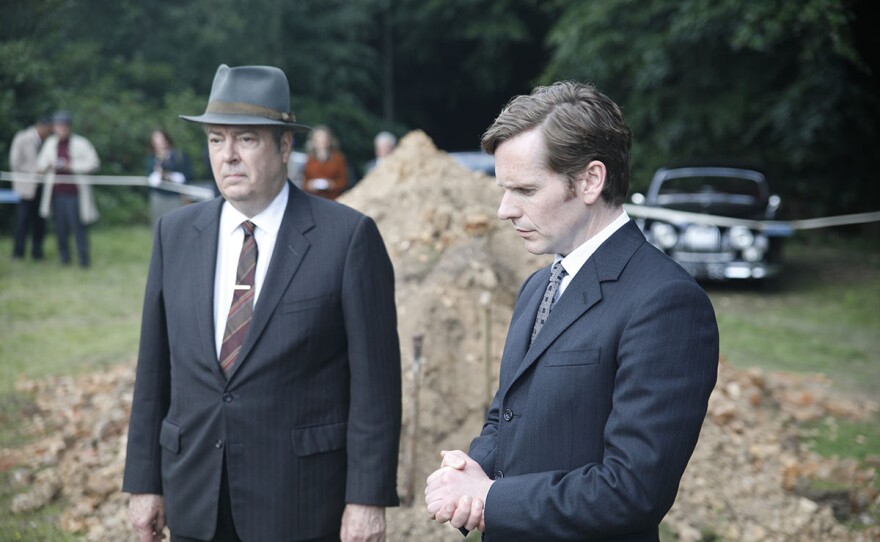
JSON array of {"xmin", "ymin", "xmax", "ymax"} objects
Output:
[{"xmin": 673, "ymin": 256, "xmax": 781, "ymax": 280}]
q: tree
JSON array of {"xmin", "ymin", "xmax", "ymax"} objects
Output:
[{"xmin": 542, "ymin": 0, "xmax": 879, "ymax": 215}]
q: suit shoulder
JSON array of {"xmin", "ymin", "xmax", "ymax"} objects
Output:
[{"xmin": 305, "ymin": 193, "xmax": 376, "ymax": 232}]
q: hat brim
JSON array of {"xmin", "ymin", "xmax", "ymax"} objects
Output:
[{"xmin": 180, "ymin": 113, "xmax": 311, "ymax": 132}]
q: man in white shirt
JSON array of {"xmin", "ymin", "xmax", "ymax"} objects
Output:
[
  {"xmin": 425, "ymin": 81, "xmax": 719, "ymax": 542},
  {"xmin": 124, "ymin": 64, "xmax": 401, "ymax": 542}
]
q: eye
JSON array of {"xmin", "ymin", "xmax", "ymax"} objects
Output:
[{"xmin": 238, "ymin": 134, "xmax": 258, "ymax": 147}]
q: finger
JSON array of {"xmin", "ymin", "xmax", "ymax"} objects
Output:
[
  {"xmin": 449, "ymin": 495, "xmax": 472, "ymax": 529},
  {"xmin": 440, "ymin": 450, "xmax": 467, "ymax": 470},
  {"xmin": 465, "ymin": 497, "xmax": 484, "ymax": 531},
  {"xmin": 426, "ymin": 468, "xmax": 443, "ymax": 485},
  {"xmin": 156, "ymin": 510, "xmax": 167, "ymax": 539},
  {"xmin": 434, "ymin": 500, "xmax": 457, "ymax": 524},
  {"xmin": 425, "ymin": 498, "xmax": 444, "ymax": 518},
  {"xmin": 426, "ymin": 466, "xmax": 455, "ymax": 485}
]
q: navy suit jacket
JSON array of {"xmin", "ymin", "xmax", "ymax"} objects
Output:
[
  {"xmin": 469, "ymin": 220, "xmax": 718, "ymax": 541},
  {"xmin": 123, "ymin": 183, "xmax": 401, "ymax": 541}
]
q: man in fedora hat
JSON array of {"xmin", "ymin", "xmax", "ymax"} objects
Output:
[{"xmin": 123, "ymin": 64, "xmax": 401, "ymax": 542}]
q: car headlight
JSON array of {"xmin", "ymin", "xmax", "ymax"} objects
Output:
[
  {"xmin": 650, "ymin": 222, "xmax": 678, "ymax": 249},
  {"xmin": 743, "ymin": 246, "xmax": 764, "ymax": 262},
  {"xmin": 728, "ymin": 226, "xmax": 754, "ymax": 250}
]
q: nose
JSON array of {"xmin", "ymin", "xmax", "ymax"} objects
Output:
[
  {"xmin": 220, "ymin": 138, "xmax": 240, "ymax": 162},
  {"xmin": 497, "ymin": 191, "xmax": 520, "ymax": 221}
]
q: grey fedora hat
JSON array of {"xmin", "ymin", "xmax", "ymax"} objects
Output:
[{"xmin": 181, "ymin": 64, "xmax": 311, "ymax": 131}]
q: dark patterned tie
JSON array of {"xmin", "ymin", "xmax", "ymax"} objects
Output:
[
  {"xmin": 219, "ymin": 220, "xmax": 258, "ymax": 377},
  {"xmin": 530, "ymin": 261, "xmax": 567, "ymax": 345}
]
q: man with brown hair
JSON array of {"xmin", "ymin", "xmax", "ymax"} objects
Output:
[{"xmin": 425, "ymin": 81, "xmax": 718, "ymax": 541}]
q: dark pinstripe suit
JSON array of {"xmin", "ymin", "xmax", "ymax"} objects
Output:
[
  {"xmin": 123, "ymin": 182, "xmax": 401, "ymax": 541},
  {"xmin": 469, "ymin": 221, "xmax": 718, "ymax": 541}
]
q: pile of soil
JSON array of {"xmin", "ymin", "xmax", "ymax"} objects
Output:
[{"xmin": 2, "ymin": 131, "xmax": 878, "ymax": 541}]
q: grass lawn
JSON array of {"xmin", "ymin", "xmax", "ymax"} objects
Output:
[
  {"xmin": 705, "ymin": 230, "xmax": 880, "ymax": 399},
  {"xmin": 0, "ymin": 225, "xmax": 152, "ymax": 395},
  {"xmin": 0, "ymin": 224, "xmax": 152, "ymax": 541}
]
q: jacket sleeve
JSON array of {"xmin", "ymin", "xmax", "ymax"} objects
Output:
[
  {"xmin": 35, "ymin": 138, "xmax": 55, "ymax": 174},
  {"xmin": 72, "ymin": 135, "xmax": 100, "ymax": 174},
  {"xmin": 483, "ymin": 278, "xmax": 719, "ymax": 541},
  {"xmin": 341, "ymin": 215, "xmax": 402, "ymax": 506},
  {"xmin": 122, "ymin": 217, "xmax": 172, "ymax": 494}
]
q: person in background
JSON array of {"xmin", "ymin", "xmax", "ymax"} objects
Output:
[
  {"xmin": 123, "ymin": 64, "xmax": 401, "ymax": 542},
  {"xmin": 36, "ymin": 111, "xmax": 100, "ymax": 268},
  {"xmin": 302, "ymin": 124, "xmax": 349, "ymax": 200},
  {"xmin": 424, "ymin": 81, "xmax": 719, "ymax": 541},
  {"xmin": 9, "ymin": 116, "xmax": 52, "ymax": 261},
  {"xmin": 146, "ymin": 128, "xmax": 193, "ymax": 225},
  {"xmin": 365, "ymin": 131, "xmax": 396, "ymax": 174}
]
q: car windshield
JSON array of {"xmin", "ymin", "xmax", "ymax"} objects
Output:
[
  {"xmin": 653, "ymin": 174, "xmax": 769, "ymax": 217},
  {"xmin": 657, "ymin": 176, "xmax": 762, "ymax": 199}
]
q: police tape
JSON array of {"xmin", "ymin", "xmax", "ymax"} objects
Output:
[
  {"xmin": 0, "ymin": 171, "xmax": 216, "ymax": 201},
  {"xmin": 3, "ymin": 171, "xmax": 878, "ymax": 232},
  {"xmin": 623, "ymin": 203, "xmax": 880, "ymax": 234}
]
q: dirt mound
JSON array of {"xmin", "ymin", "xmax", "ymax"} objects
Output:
[{"xmin": 3, "ymin": 130, "xmax": 878, "ymax": 541}]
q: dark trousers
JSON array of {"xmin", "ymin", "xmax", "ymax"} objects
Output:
[
  {"xmin": 12, "ymin": 187, "xmax": 45, "ymax": 259},
  {"xmin": 170, "ymin": 458, "xmax": 341, "ymax": 542},
  {"xmin": 52, "ymin": 193, "xmax": 89, "ymax": 267}
]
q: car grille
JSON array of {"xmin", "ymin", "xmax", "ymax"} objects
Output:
[{"xmin": 681, "ymin": 224, "xmax": 722, "ymax": 252}]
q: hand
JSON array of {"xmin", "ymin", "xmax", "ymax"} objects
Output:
[
  {"xmin": 128, "ymin": 493, "xmax": 166, "ymax": 542},
  {"xmin": 425, "ymin": 450, "xmax": 493, "ymax": 532},
  {"xmin": 340, "ymin": 504, "xmax": 385, "ymax": 542}
]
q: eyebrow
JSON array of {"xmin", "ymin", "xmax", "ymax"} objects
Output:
[{"xmin": 496, "ymin": 178, "xmax": 535, "ymax": 190}]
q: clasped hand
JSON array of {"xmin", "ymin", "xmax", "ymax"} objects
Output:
[{"xmin": 424, "ymin": 450, "xmax": 494, "ymax": 532}]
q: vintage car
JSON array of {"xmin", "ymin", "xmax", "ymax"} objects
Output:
[{"xmin": 629, "ymin": 167, "xmax": 790, "ymax": 281}]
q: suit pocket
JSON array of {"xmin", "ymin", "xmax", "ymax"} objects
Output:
[
  {"xmin": 159, "ymin": 420, "xmax": 181, "ymax": 454},
  {"xmin": 291, "ymin": 420, "xmax": 347, "ymax": 456},
  {"xmin": 544, "ymin": 347, "xmax": 601, "ymax": 367},
  {"xmin": 282, "ymin": 294, "xmax": 330, "ymax": 313}
]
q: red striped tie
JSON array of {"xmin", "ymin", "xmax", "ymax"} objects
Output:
[{"xmin": 219, "ymin": 220, "xmax": 258, "ymax": 377}]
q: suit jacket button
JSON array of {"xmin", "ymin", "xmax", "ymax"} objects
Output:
[
  {"xmin": 223, "ymin": 393, "xmax": 233, "ymax": 403},
  {"xmin": 494, "ymin": 470, "xmax": 504, "ymax": 479},
  {"xmin": 503, "ymin": 408, "xmax": 513, "ymax": 421},
  {"xmin": 214, "ymin": 439, "xmax": 224, "ymax": 449}
]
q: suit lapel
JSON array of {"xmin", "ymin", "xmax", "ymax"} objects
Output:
[
  {"xmin": 190, "ymin": 199, "xmax": 225, "ymax": 384},
  {"xmin": 225, "ymin": 184, "xmax": 315, "ymax": 381},
  {"xmin": 497, "ymin": 271, "xmax": 547, "ymax": 391},
  {"xmin": 506, "ymin": 221, "xmax": 646, "ymax": 388}
]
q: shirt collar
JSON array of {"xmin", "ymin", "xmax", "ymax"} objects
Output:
[
  {"xmin": 220, "ymin": 181, "xmax": 289, "ymax": 237},
  {"xmin": 556, "ymin": 210, "xmax": 630, "ymax": 278}
]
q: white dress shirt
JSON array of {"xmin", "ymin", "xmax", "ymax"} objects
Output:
[
  {"xmin": 556, "ymin": 210, "xmax": 631, "ymax": 299},
  {"xmin": 213, "ymin": 182, "xmax": 289, "ymax": 357}
]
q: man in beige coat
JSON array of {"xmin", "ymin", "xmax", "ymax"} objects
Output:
[
  {"xmin": 9, "ymin": 116, "xmax": 52, "ymax": 260},
  {"xmin": 36, "ymin": 111, "xmax": 100, "ymax": 267}
]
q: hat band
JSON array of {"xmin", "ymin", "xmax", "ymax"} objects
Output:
[{"xmin": 205, "ymin": 100, "xmax": 294, "ymax": 122}]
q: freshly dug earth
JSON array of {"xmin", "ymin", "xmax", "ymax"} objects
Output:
[{"xmin": 2, "ymin": 131, "xmax": 878, "ymax": 541}]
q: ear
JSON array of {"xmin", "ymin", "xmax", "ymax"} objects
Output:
[
  {"xmin": 579, "ymin": 160, "xmax": 606, "ymax": 205},
  {"xmin": 280, "ymin": 131, "xmax": 294, "ymax": 163}
]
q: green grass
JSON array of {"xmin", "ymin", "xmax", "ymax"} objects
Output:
[
  {"xmin": 801, "ymin": 416, "xmax": 880, "ymax": 473},
  {"xmin": 0, "ymin": 225, "xmax": 151, "ymax": 395},
  {"xmin": 705, "ymin": 231, "xmax": 880, "ymax": 399},
  {"xmin": 0, "ymin": 225, "xmax": 152, "ymax": 541}
]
